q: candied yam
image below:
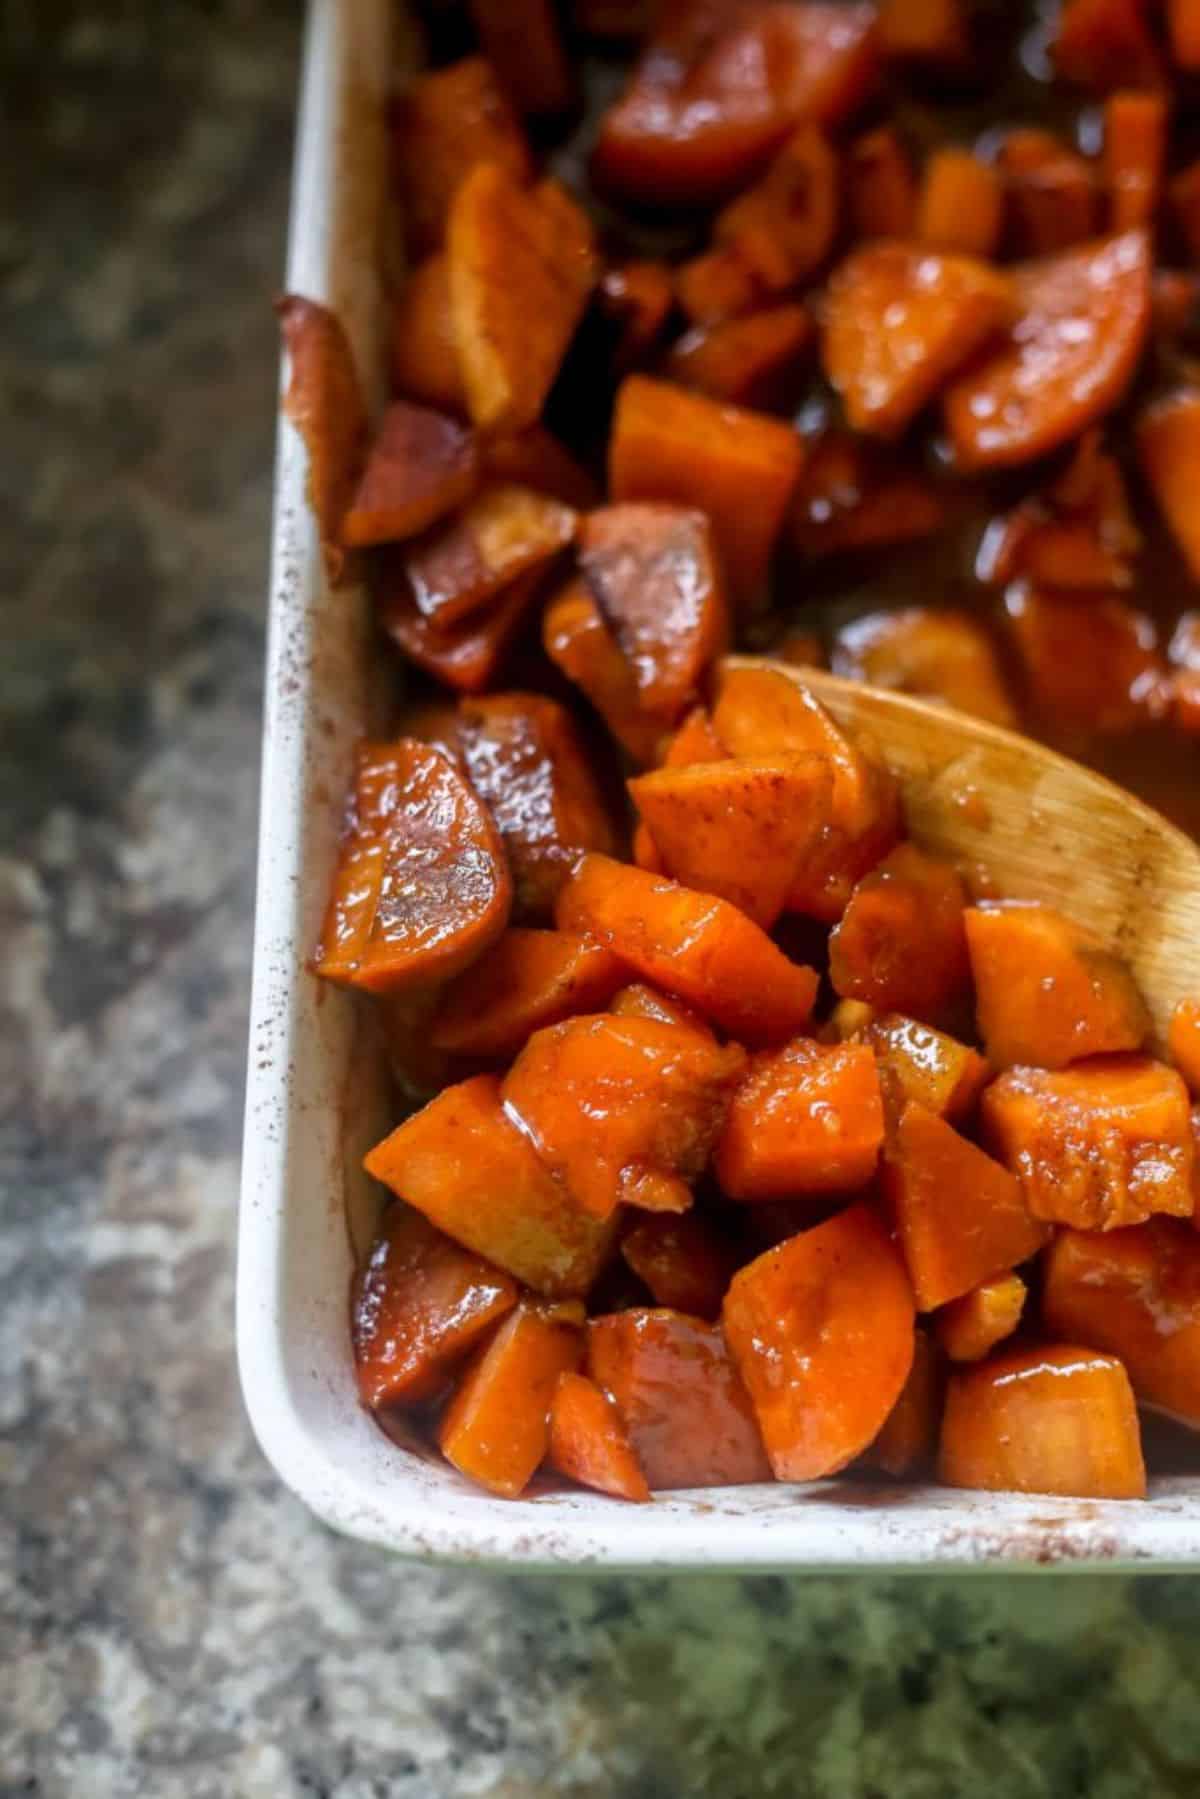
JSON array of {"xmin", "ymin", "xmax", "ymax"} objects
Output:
[
  {"xmin": 1170, "ymin": 0, "xmax": 1200, "ymax": 67},
  {"xmin": 341, "ymin": 402, "xmax": 477, "ymax": 548},
  {"xmin": 935, "ymin": 1272, "xmax": 1026, "ymax": 1363},
  {"xmin": 715, "ymin": 125, "xmax": 838, "ymax": 293},
  {"xmin": 481, "ymin": 426, "xmax": 600, "ymax": 510},
  {"xmin": 314, "ymin": 739, "xmax": 511, "ymax": 993},
  {"xmin": 999, "ymin": 129, "xmax": 1098, "ymax": 257},
  {"xmin": 600, "ymin": 261, "xmax": 677, "ymax": 370},
  {"xmin": 964, "ymin": 901, "xmax": 1150, "ymax": 1069},
  {"xmin": 882, "ymin": 1103, "xmax": 1048, "ymax": 1311},
  {"xmin": 848, "ymin": 127, "xmax": 917, "ymax": 242},
  {"xmin": 588, "ymin": 1308, "xmax": 771, "ymax": 1487},
  {"xmin": 467, "ymin": 0, "xmax": 575, "ymax": 115},
  {"xmin": 868, "ymin": 1329, "xmax": 942, "ymax": 1477},
  {"xmin": 609, "ymin": 982, "xmax": 716, "ymax": 1038},
  {"xmin": 1005, "ymin": 586, "xmax": 1167, "ymax": 736},
  {"xmin": 621, "ymin": 1213, "xmax": 734, "ymax": 1319},
  {"xmin": 1170, "ymin": 999, "xmax": 1200, "ymax": 1094},
  {"xmin": 377, "ymin": 563, "xmax": 540, "ymax": 694},
  {"xmin": 439, "ymin": 1298, "xmax": 584, "ymax": 1497},
  {"xmin": 448, "ymin": 164, "xmax": 597, "ymax": 433},
  {"xmin": 609, "ymin": 375, "xmax": 804, "ymax": 610},
  {"xmin": 833, "ymin": 608, "xmax": 1017, "ymax": 728},
  {"xmin": 542, "ymin": 578, "xmax": 665, "ymax": 766},
  {"xmin": 715, "ymin": 1039, "xmax": 885, "ymax": 1200},
  {"xmin": 917, "ymin": 148, "xmax": 1003, "ymax": 258},
  {"xmin": 829, "ymin": 844, "xmax": 969, "ymax": 1023},
  {"xmin": 364, "ymin": 1073, "xmax": 617, "ymax": 1296},
  {"xmin": 944, "ymin": 231, "xmax": 1151, "ymax": 470},
  {"xmin": 981, "ymin": 1056, "xmax": 1196, "ymax": 1231},
  {"xmin": 390, "ymin": 255, "xmax": 467, "ymax": 415},
  {"xmin": 352, "ymin": 1206, "xmax": 519, "ymax": 1408},
  {"xmin": 867, "ymin": 1013, "xmax": 989, "ymax": 1128},
  {"xmin": 431, "ymin": 929, "xmax": 626, "ymax": 1058},
  {"xmin": 1052, "ymin": 0, "xmax": 1163, "ymax": 92},
  {"xmin": 403, "ymin": 484, "xmax": 576, "ymax": 629},
  {"xmin": 878, "ymin": 0, "xmax": 967, "ymax": 63},
  {"xmin": 1104, "ymin": 91, "xmax": 1167, "ymax": 232},
  {"xmin": 503, "ymin": 1012, "xmax": 746, "ymax": 1219},
  {"xmin": 977, "ymin": 430, "xmax": 1141, "ymax": 593},
  {"xmin": 822, "ymin": 243, "xmax": 1012, "ymax": 440},
  {"xmin": 939, "ymin": 1345, "xmax": 1145, "ymax": 1500},
  {"xmin": 393, "ymin": 58, "xmax": 533, "ymax": 259},
  {"xmin": 548, "ymin": 1371, "xmax": 651, "ymax": 1501},
  {"xmin": 276, "ymin": 295, "xmax": 368, "ymax": 583},
  {"xmin": 556, "ymin": 852, "xmax": 820, "ymax": 1042},
  {"xmin": 1137, "ymin": 389, "xmax": 1200, "ymax": 581},
  {"xmin": 676, "ymin": 244, "xmax": 763, "ymax": 327},
  {"xmin": 791, "ymin": 433, "xmax": 947, "ymax": 559},
  {"xmin": 666, "ymin": 305, "xmax": 814, "ymax": 408},
  {"xmin": 722, "ymin": 1202, "xmax": 915, "ymax": 1480}
]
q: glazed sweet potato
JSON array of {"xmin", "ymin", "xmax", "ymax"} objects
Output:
[
  {"xmin": 1137, "ymin": 388, "xmax": 1200, "ymax": 581},
  {"xmin": 439, "ymin": 1298, "xmax": 584, "ymax": 1497},
  {"xmin": 1169, "ymin": 0, "xmax": 1200, "ymax": 68},
  {"xmin": 609, "ymin": 981, "xmax": 716, "ymax": 1038},
  {"xmin": 481, "ymin": 426, "xmax": 600, "ymax": 510},
  {"xmin": 1169, "ymin": 997, "xmax": 1200, "ymax": 1093},
  {"xmin": 390, "ymin": 255, "xmax": 467, "ymax": 414},
  {"xmin": 790, "ymin": 434, "xmax": 947, "ymax": 560},
  {"xmin": 276, "ymin": 295, "xmax": 368, "ymax": 583},
  {"xmin": 1052, "ymin": 0, "xmax": 1163, "ymax": 92},
  {"xmin": 467, "ymin": 0, "xmax": 575, "ymax": 116},
  {"xmin": 666, "ymin": 306, "xmax": 814, "ymax": 409},
  {"xmin": 866, "ymin": 1013, "xmax": 989, "ymax": 1128},
  {"xmin": 1004, "ymin": 586, "xmax": 1167, "ymax": 735},
  {"xmin": 1104, "ymin": 91, "xmax": 1167, "ymax": 232},
  {"xmin": 831, "ymin": 609, "xmax": 1017, "ymax": 727},
  {"xmin": 600, "ymin": 261, "xmax": 677, "ymax": 370},
  {"xmin": 588, "ymin": 1308, "xmax": 771, "ymax": 1487},
  {"xmin": 548, "ymin": 1371, "xmax": 651, "ymax": 1500},
  {"xmin": 917, "ymin": 148, "xmax": 1003, "ymax": 257},
  {"xmin": 715, "ymin": 1038, "xmax": 885, "ymax": 1199},
  {"xmin": 620, "ymin": 1212, "xmax": 735, "ymax": 1319},
  {"xmin": 977, "ymin": 430, "xmax": 1141, "ymax": 592},
  {"xmin": 402, "ymin": 485, "xmax": 576, "ymax": 630},
  {"xmin": 341, "ymin": 402, "xmax": 477, "ymax": 548},
  {"xmin": 541, "ymin": 578, "xmax": 666, "ymax": 766},
  {"xmin": 314, "ymin": 739, "xmax": 511, "ymax": 993},
  {"xmin": 878, "ymin": 0, "xmax": 967, "ymax": 63},
  {"xmin": 377, "ymin": 563, "xmax": 541, "ymax": 694},
  {"xmin": 432, "ymin": 929, "xmax": 626, "ymax": 1058},
  {"xmin": 393, "ymin": 58, "xmax": 533, "ymax": 259},
  {"xmin": 829, "ymin": 844, "xmax": 970, "ymax": 1023},
  {"xmin": 934, "ymin": 1271, "xmax": 1026, "ymax": 1363},
  {"xmin": 999, "ymin": 128, "xmax": 1098, "ymax": 256},
  {"xmin": 868, "ymin": 1328, "xmax": 942, "ymax": 1477},
  {"xmin": 365, "ymin": 1074, "xmax": 618, "ymax": 1295},
  {"xmin": 556, "ymin": 853, "xmax": 820, "ymax": 1042},
  {"xmin": 723, "ymin": 1203, "xmax": 915, "ymax": 1480},
  {"xmin": 675, "ymin": 244, "xmax": 763, "ymax": 327},
  {"xmin": 848, "ymin": 127, "xmax": 917, "ymax": 241},
  {"xmin": 714, "ymin": 125, "xmax": 838, "ymax": 293}
]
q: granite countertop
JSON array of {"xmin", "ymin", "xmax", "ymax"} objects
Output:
[{"xmin": 5, "ymin": 6, "xmax": 1200, "ymax": 1796}]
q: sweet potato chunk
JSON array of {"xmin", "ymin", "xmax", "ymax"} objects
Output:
[
  {"xmin": 468, "ymin": 0, "xmax": 575, "ymax": 116},
  {"xmin": 391, "ymin": 255, "xmax": 467, "ymax": 415},
  {"xmin": 1170, "ymin": 998, "xmax": 1200, "ymax": 1094},
  {"xmin": 541, "ymin": 578, "xmax": 665, "ymax": 766},
  {"xmin": 609, "ymin": 375, "xmax": 805, "ymax": 610},
  {"xmin": 981, "ymin": 1056, "xmax": 1196, "ymax": 1230},
  {"xmin": 481, "ymin": 425, "xmax": 600, "ymax": 510},
  {"xmin": 609, "ymin": 982, "xmax": 716, "ymax": 1038},
  {"xmin": 503, "ymin": 1013, "xmax": 746, "ymax": 1219},
  {"xmin": 600, "ymin": 261, "xmax": 676, "ymax": 370},
  {"xmin": 432, "ymin": 929, "xmax": 626, "ymax": 1058},
  {"xmin": 402, "ymin": 484, "xmax": 576, "ymax": 629},
  {"xmin": 715, "ymin": 125, "xmax": 838, "ymax": 293},
  {"xmin": 276, "ymin": 295, "xmax": 368, "ymax": 583},
  {"xmin": 351, "ymin": 1206, "xmax": 519, "ymax": 1408},
  {"xmin": 621, "ymin": 1212, "xmax": 735, "ymax": 1319},
  {"xmin": 723, "ymin": 1203, "xmax": 915, "ymax": 1480},
  {"xmin": 848, "ymin": 127, "xmax": 917, "ymax": 241},
  {"xmin": 588, "ymin": 1308, "xmax": 771, "ymax": 1487},
  {"xmin": 448, "ymin": 164, "xmax": 597, "ymax": 433},
  {"xmin": 675, "ymin": 244, "xmax": 763, "ymax": 327},
  {"xmin": 868, "ymin": 1328, "xmax": 942, "ymax": 1477},
  {"xmin": 1138, "ymin": 388, "xmax": 1200, "ymax": 581},
  {"xmin": 944, "ymin": 231, "xmax": 1151, "ymax": 470},
  {"xmin": 314, "ymin": 739, "xmax": 511, "ymax": 993},
  {"xmin": 1052, "ymin": 0, "xmax": 1163, "ymax": 92},
  {"xmin": 939, "ymin": 1345, "xmax": 1145, "ymax": 1500},
  {"xmin": 790, "ymin": 434, "xmax": 947, "ymax": 560},
  {"xmin": 977, "ymin": 430, "xmax": 1141, "ymax": 593},
  {"xmin": 999, "ymin": 128, "xmax": 1098, "ymax": 257},
  {"xmin": 882, "ymin": 1103, "xmax": 1048, "ymax": 1310},
  {"xmin": 548, "ymin": 1371, "xmax": 651, "ymax": 1500},
  {"xmin": 878, "ymin": 0, "xmax": 967, "ymax": 63},
  {"xmin": 831, "ymin": 609, "xmax": 1017, "ymax": 727},
  {"xmin": 715, "ymin": 1039, "xmax": 885, "ymax": 1200},
  {"xmin": 1005, "ymin": 586, "xmax": 1166, "ymax": 736},
  {"xmin": 557, "ymin": 853, "xmax": 820, "ymax": 1042},
  {"xmin": 934, "ymin": 1272, "xmax": 1026, "ymax": 1363},
  {"xmin": 1170, "ymin": 0, "xmax": 1200, "ymax": 68},
  {"xmin": 439, "ymin": 1298, "xmax": 584, "ymax": 1497},
  {"xmin": 830, "ymin": 845, "xmax": 969, "ymax": 1023},
  {"xmin": 666, "ymin": 306, "xmax": 814, "ymax": 408},
  {"xmin": 393, "ymin": 58, "xmax": 533, "ymax": 259},
  {"xmin": 341, "ymin": 403, "xmax": 477, "ymax": 548},
  {"xmin": 364, "ymin": 1073, "xmax": 617, "ymax": 1296},
  {"xmin": 867, "ymin": 1014, "xmax": 989, "ymax": 1128},
  {"xmin": 1104, "ymin": 91, "xmax": 1167, "ymax": 232},
  {"xmin": 822, "ymin": 243, "xmax": 1012, "ymax": 439},
  {"xmin": 377, "ymin": 563, "xmax": 541, "ymax": 695},
  {"xmin": 917, "ymin": 148, "xmax": 1003, "ymax": 258}
]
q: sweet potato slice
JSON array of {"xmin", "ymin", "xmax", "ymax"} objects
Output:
[
  {"xmin": 965, "ymin": 901, "xmax": 1150, "ymax": 1069},
  {"xmin": 390, "ymin": 255, "xmax": 467, "ymax": 415},
  {"xmin": 675, "ymin": 244, "xmax": 763, "ymax": 327},
  {"xmin": 868, "ymin": 1329, "xmax": 942, "ymax": 1477},
  {"xmin": 448, "ymin": 165, "xmax": 597, "ymax": 433},
  {"xmin": 716, "ymin": 1039, "xmax": 885, "ymax": 1200},
  {"xmin": 588, "ymin": 1308, "xmax": 771, "ymax": 1487},
  {"xmin": 1104, "ymin": 91, "xmax": 1167, "ymax": 232},
  {"xmin": 790, "ymin": 434, "xmax": 947, "ymax": 559},
  {"xmin": 432, "ymin": 929, "xmax": 626, "ymax": 1058},
  {"xmin": 600, "ymin": 261, "xmax": 677, "ymax": 370},
  {"xmin": 314, "ymin": 739, "xmax": 511, "ymax": 993},
  {"xmin": 393, "ymin": 58, "xmax": 533, "ymax": 259},
  {"xmin": 377, "ymin": 563, "xmax": 541, "ymax": 695},
  {"xmin": 882, "ymin": 1103, "xmax": 1048, "ymax": 1311},
  {"xmin": 503, "ymin": 1013, "xmax": 746, "ymax": 1219},
  {"xmin": 848, "ymin": 126, "xmax": 917, "ymax": 241},
  {"xmin": 867, "ymin": 1014, "xmax": 989, "ymax": 1128},
  {"xmin": 621, "ymin": 1213, "xmax": 736, "ymax": 1319},
  {"xmin": 402, "ymin": 484, "xmax": 576, "ymax": 629},
  {"xmin": 1052, "ymin": 0, "xmax": 1163, "ymax": 92},
  {"xmin": 541, "ymin": 578, "xmax": 665, "ymax": 766},
  {"xmin": 467, "ymin": 0, "xmax": 575, "ymax": 116},
  {"xmin": 609, "ymin": 982, "xmax": 716, "ymax": 1038},
  {"xmin": 999, "ymin": 128, "xmax": 1098, "ymax": 257},
  {"xmin": 1004, "ymin": 586, "xmax": 1166, "ymax": 736},
  {"xmin": 714, "ymin": 125, "xmax": 838, "ymax": 292},
  {"xmin": 981, "ymin": 1055, "xmax": 1196, "ymax": 1230},
  {"xmin": 723, "ymin": 1202, "xmax": 915, "ymax": 1481},
  {"xmin": 548, "ymin": 1371, "xmax": 651, "ymax": 1501},
  {"xmin": 940, "ymin": 1345, "xmax": 1145, "ymax": 1500},
  {"xmin": 341, "ymin": 402, "xmax": 477, "ymax": 548},
  {"xmin": 439, "ymin": 1298, "xmax": 584, "ymax": 1498},
  {"xmin": 1138, "ymin": 388, "xmax": 1200, "ymax": 581},
  {"xmin": 1170, "ymin": 0, "xmax": 1200, "ymax": 67},
  {"xmin": 666, "ymin": 306, "xmax": 814, "ymax": 408},
  {"xmin": 934, "ymin": 1272, "xmax": 1026, "ymax": 1363},
  {"xmin": 917, "ymin": 148, "xmax": 1003, "ymax": 257},
  {"xmin": 481, "ymin": 425, "xmax": 600, "ymax": 510},
  {"xmin": 556, "ymin": 853, "xmax": 820, "ymax": 1042},
  {"xmin": 831, "ymin": 609, "xmax": 1017, "ymax": 727},
  {"xmin": 364, "ymin": 1073, "xmax": 617, "ymax": 1296},
  {"xmin": 609, "ymin": 375, "xmax": 805, "ymax": 610},
  {"xmin": 276, "ymin": 295, "xmax": 368, "ymax": 583},
  {"xmin": 829, "ymin": 844, "xmax": 969, "ymax": 1024},
  {"xmin": 944, "ymin": 231, "xmax": 1151, "ymax": 470},
  {"xmin": 352, "ymin": 1206, "xmax": 519, "ymax": 1408},
  {"xmin": 1170, "ymin": 998, "xmax": 1200, "ymax": 1094}
]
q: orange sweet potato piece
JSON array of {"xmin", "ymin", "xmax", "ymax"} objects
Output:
[
  {"xmin": 965, "ymin": 901, "xmax": 1150, "ymax": 1069},
  {"xmin": 609, "ymin": 982, "xmax": 716, "ymax": 1038},
  {"xmin": 878, "ymin": 0, "xmax": 967, "ymax": 63},
  {"xmin": 391, "ymin": 255, "xmax": 467, "ymax": 414},
  {"xmin": 981, "ymin": 1055, "xmax": 1196, "ymax": 1230},
  {"xmin": 882, "ymin": 1103, "xmax": 1048, "ymax": 1311},
  {"xmin": 393, "ymin": 58, "xmax": 533, "ymax": 259},
  {"xmin": 917, "ymin": 148, "xmax": 1003, "ymax": 258},
  {"xmin": 1138, "ymin": 388, "xmax": 1200, "ymax": 581},
  {"xmin": 439, "ymin": 1298, "xmax": 584, "ymax": 1497},
  {"xmin": 1170, "ymin": 998, "xmax": 1200, "ymax": 1094},
  {"xmin": 481, "ymin": 426, "xmax": 600, "ymax": 510},
  {"xmin": 365, "ymin": 1073, "xmax": 617, "ymax": 1295},
  {"xmin": 790, "ymin": 434, "xmax": 947, "ymax": 559},
  {"xmin": 352, "ymin": 1206, "xmax": 519, "ymax": 1408},
  {"xmin": 848, "ymin": 126, "xmax": 917, "ymax": 242},
  {"xmin": 715, "ymin": 125, "xmax": 838, "ymax": 292},
  {"xmin": 503, "ymin": 1013, "xmax": 746, "ymax": 1219},
  {"xmin": 1170, "ymin": 0, "xmax": 1200, "ymax": 67},
  {"xmin": 314, "ymin": 739, "xmax": 511, "ymax": 993},
  {"xmin": 557, "ymin": 852, "xmax": 820, "ymax": 1042},
  {"xmin": 402, "ymin": 484, "xmax": 576, "ymax": 629},
  {"xmin": 723, "ymin": 1202, "xmax": 915, "ymax": 1480},
  {"xmin": 976, "ymin": 430, "xmax": 1141, "ymax": 593},
  {"xmin": 675, "ymin": 244, "xmax": 764, "ymax": 327},
  {"xmin": 715, "ymin": 1038, "xmax": 885, "ymax": 1200},
  {"xmin": 867, "ymin": 1013, "xmax": 989, "ymax": 1128},
  {"xmin": 1053, "ymin": 0, "xmax": 1163, "ymax": 92},
  {"xmin": 548, "ymin": 1371, "xmax": 651, "ymax": 1501},
  {"xmin": 276, "ymin": 294, "xmax": 368, "ymax": 583},
  {"xmin": 831, "ymin": 608, "xmax": 1017, "ymax": 727},
  {"xmin": 829, "ymin": 844, "xmax": 970, "ymax": 1023},
  {"xmin": 940, "ymin": 1344, "xmax": 1146, "ymax": 1499},
  {"xmin": 1104, "ymin": 91, "xmax": 1167, "ymax": 232},
  {"xmin": 541, "ymin": 578, "xmax": 665, "ymax": 766},
  {"xmin": 600, "ymin": 261, "xmax": 677, "ymax": 370},
  {"xmin": 588, "ymin": 1307, "xmax": 771, "ymax": 1487},
  {"xmin": 935, "ymin": 1271, "xmax": 1026, "ymax": 1363},
  {"xmin": 609, "ymin": 375, "xmax": 804, "ymax": 610},
  {"xmin": 666, "ymin": 305, "xmax": 814, "ymax": 408},
  {"xmin": 944, "ymin": 231, "xmax": 1151, "ymax": 470},
  {"xmin": 377, "ymin": 564, "xmax": 541, "ymax": 695},
  {"xmin": 448, "ymin": 165, "xmax": 597, "ymax": 433},
  {"xmin": 822, "ymin": 243, "xmax": 1012, "ymax": 440},
  {"xmin": 341, "ymin": 403, "xmax": 477, "ymax": 548},
  {"xmin": 999, "ymin": 128, "xmax": 1098, "ymax": 257},
  {"xmin": 621, "ymin": 1212, "xmax": 736, "ymax": 1319},
  {"xmin": 457, "ymin": 691, "xmax": 615, "ymax": 917},
  {"xmin": 467, "ymin": 0, "xmax": 575, "ymax": 116},
  {"xmin": 1005, "ymin": 586, "xmax": 1167, "ymax": 736},
  {"xmin": 868, "ymin": 1328, "xmax": 942, "ymax": 1477},
  {"xmin": 432, "ymin": 929, "xmax": 626, "ymax": 1058}
]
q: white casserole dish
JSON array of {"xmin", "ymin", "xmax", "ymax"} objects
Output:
[{"xmin": 238, "ymin": 0, "xmax": 1200, "ymax": 1568}]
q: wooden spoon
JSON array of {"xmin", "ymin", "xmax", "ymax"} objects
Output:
[{"xmin": 731, "ymin": 659, "xmax": 1200, "ymax": 1049}]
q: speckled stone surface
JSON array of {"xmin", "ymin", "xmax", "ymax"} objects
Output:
[{"xmin": 6, "ymin": 6, "xmax": 1200, "ymax": 1797}]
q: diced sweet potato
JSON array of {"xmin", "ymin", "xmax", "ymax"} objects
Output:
[
  {"xmin": 609, "ymin": 982, "xmax": 716, "ymax": 1038},
  {"xmin": 830, "ymin": 845, "xmax": 969, "ymax": 1024},
  {"xmin": 822, "ymin": 243, "xmax": 1012, "ymax": 440},
  {"xmin": 935, "ymin": 1272, "xmax": 1026, "ymax": 1363},
  {"xmin": 377, "ymin": 563, "xmax": 541, "ymax": 694},
  {"xmin": 676, "ymin": 244, "xmax": 764, "ymax": 327},
  {"xmin": 1104, "ymin": 91, "xmax": 1167, "ymax": 232},
  {"xmin": 723, "ymin": 1202, "xmax": 915, "ymax": 1480},
  {"xmin": 716, "ymin": 1038, "xmax": 885, "ymax": 1199},
  {"xmin": 715, "ymin": 125, "xmax": 838, "ymax": 293},
  {"xmin": 867, "ymin": 1013, "xmax": 989, "ymax": 1128},
  {"xmin": 468, "ymin": 0, "xmax": 575, "ymax": 116},
  {"xmin": 448, "ymin": 164, "xmax": 597, "ymax": 433},
  {"xmin": 542, "ymin": 578, "xmax": 666, "ymax": 766},
  {"xmin": 917, "ymin": 148, "xmax": 1003, "ymax": 258},
  {"xmin": 981, "ymin": 1055, "xmax": 1196, "ymax": 1230},
  {"xmin": 878, "ymin": 0, "xmax": 967, "ymax": 63},
  {"xmin": 314, "ymin": 739, "xmax": 511, "ymax": 993},
  {"xmin": 393, "ymin": 58, "xmax": 533, "ymax": 259},
  {"xmin": 999, "ymin": 129, "xmax": 1098, "ymax": 257},
  {"xmin": 849, "ymin": 127, "xmax": 917, "ymax": 241},
  {"xmin": 1169, "ymin": 0, "xmax": 1200, "ymax": 68},
  {"xmin": 557, "ymin": 852, "xmax": 820, "ymax": 1042},
  {"xmin": 944, "ymin": 231, "xmax": 1151, "ymax": 470},
  {"xmin": 364, "ymin": 1073, "xmax": 617, "ymax": 1295},
  {"xmin": 831, "ymin": 608, "xmax": 1017, "ymax": 728},
  {"xmin": 1170, "ymin": 998, "xmax": 1200, "ymax": 1094},
  {"xmin": 1004, "ymin": 586, "xmax": 1167, "ymax": 735},
  {"xmin": 621, "ymin": 1212, "xmax": 736, "ymax": 1318},
  {"xmin": 341, "ymin": 402, "xmax": 477, "ymax": 548},
  {"xmin": 276, "ymin": 295, "xmax": 368, "ymax": 583},
  {"xmin": 666, "ymin": 306, "xmax": 814, "ymax": 408},
  {"xmin": 481, "ymin": 426, "xmax": 601, "ymax": 510},
  {"xmin": 868, "ymin": 1328, "xmax": 942, "ymax": 1477},
  {"xmin": 1138, "ymin": 388, "xmax": 1200, "ymax": 581},
  {"xmin": 976, "ymin": 430, "xmax": 1141, "ymax": 592},
  {"xmin": 609, "ymin": 375, "xmax": 804, "ymax": 609},
  {"xmin": 548, "ymin": 1371, "xmax": 651, "ymax": 1500},
  {"xmin": 352, "ymin": 1206, "xmax": 519, "ymax": 1408},
  {"xmin": 439, "ymin": 1298, "xmax": 584, "ymax": 1497},
  {"xmin": 882, "ymin": 1103, "xmax": 1048, "ymax": 1310},
  {"xmin": 588, "ymin": 1307, "xmax": 771, "ymax": 1487},
  {"xmin": 391, "ymin": 255, "xmax": 467, "ymax": 414},
  {"xmin": 790, "ymin": 434, "xmax": 947, "ymax": 560},
  {"xmin": 403, "ymin": 484, "xmax": 576, "ymax": 629},
  {"xmin": 1053, "ymin": 0, "xmax": 1163, "ymax": 92},
  {"xmin": 600, "ymin": 261, "xmax": 677, "ymax": 370},
  {"xmin": 432, "ymin": 929, "xmax": 626, "ymax": 1058},
  {"xmin": 965, "ymin": 901, "xmax": 1150, "ymax": 1069}
]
